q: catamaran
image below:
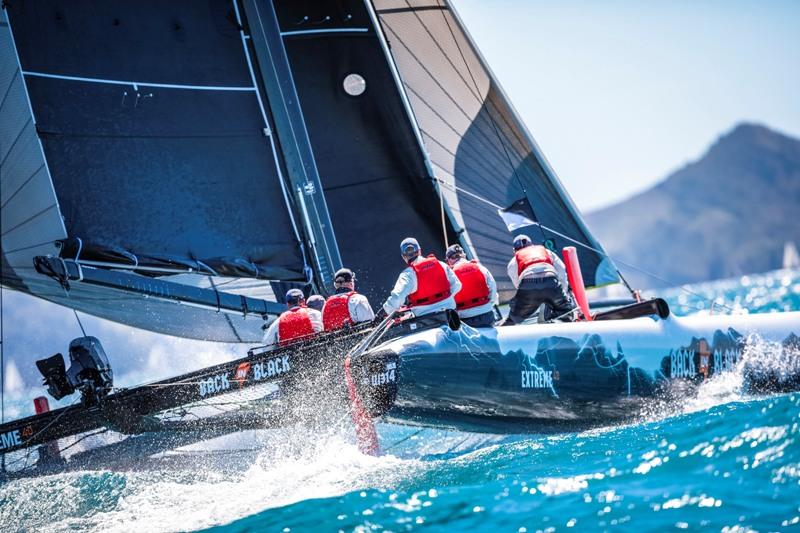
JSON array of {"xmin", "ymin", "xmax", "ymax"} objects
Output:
[{"xmin": 1, "ymin": 0, "xmax": 798, "ymax": 475}]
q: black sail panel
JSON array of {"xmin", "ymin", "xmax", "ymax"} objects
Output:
[
  {"xmin": 6, "ymin": 0, "xmax": 304, "ymax": 280},
  {"xmin": 1, "ymin": 1, "xmax": 309, "ymax": 341},
  {"xmin": 374, "ymin": 0, "xmax": 619, "ymax": 300},
  {"xmin": 271, "ymin": 0, "xmax": 457, "ymax": 303}
]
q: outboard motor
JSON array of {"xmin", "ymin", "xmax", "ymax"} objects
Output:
[{"xmin": 36, "ymin": 336, "xmax": 113, "ymax": 405}]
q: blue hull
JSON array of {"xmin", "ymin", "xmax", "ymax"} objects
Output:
[{"xmin": 354, "ymin": 313, "xmax": 800, "ymax": 433}]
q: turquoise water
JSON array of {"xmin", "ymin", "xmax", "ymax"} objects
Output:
[
  {"xmin": 1, "ymin": 270, "xmax": 799, "ymax": 532},
  {"xmin": 216, "ymin": 396, "xmax": 800, "ymax": 532}
]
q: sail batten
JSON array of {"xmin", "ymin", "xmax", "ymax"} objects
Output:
[{"xmin": 21, "ymin": 70, "xmax": 258, "ymax": 92}]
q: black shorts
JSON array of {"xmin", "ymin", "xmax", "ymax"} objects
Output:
[{"xmin": 505, "ymin": 274, "xmax": 573, "ymax": 325}]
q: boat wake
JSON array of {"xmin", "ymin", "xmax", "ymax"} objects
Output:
[{"xmin": 0, "ymin": 424, "xmax": 425, "ymax": 532}]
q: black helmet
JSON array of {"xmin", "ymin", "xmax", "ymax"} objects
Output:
[
  {"xmin": 513, "ymin": 234, "xmax": 533, "ymax": 250},
  {"xmin": 445, "ymin": 244, "xmax": 465, "ymax": 262},
  {"xmin": 334, "ymin": 267, "xmax": 355, "ymax": 284}
]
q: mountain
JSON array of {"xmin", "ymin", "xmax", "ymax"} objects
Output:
[{"xmin": 585, "ymin": 123, "xmax": 800, "ymax": 288}]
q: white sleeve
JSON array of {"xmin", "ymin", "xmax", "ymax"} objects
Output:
[
  {"xmin": 442, "ymin": 261, "xmax": 462, "ymax": 296},
  {"xmin": 507, "ymin": 257, "xmax": 520, "ymax": 289},
  {"xmin": 383, "ymin": 267, "xmax": 416, "ymax": 314},
  {"xmin": 350, "ymin": 294, "xmax": 375, "ymax": 323},
  {"xmin": 261, "ymin": 319, "xmax": 280, "ymax": 351},
  {"xmin": 482, "ymin": 264, "xmax": 499, "ymax": 305},
  {"xmin": 308, "ymin": 309, "xmax": 324, "ymax": 333},
  {"xmin": 550, "ymin": 250, "xmax": 570, "ymax": 289}
]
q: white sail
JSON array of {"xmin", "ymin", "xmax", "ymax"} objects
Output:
[{"xmin": 783, "ymin": 241, "xmax": 800, "ymax": 269}]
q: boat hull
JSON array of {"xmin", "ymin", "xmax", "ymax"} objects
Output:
[{"xmin": 353, "ymin": 313, "xmax": 800, "ymax": 433}]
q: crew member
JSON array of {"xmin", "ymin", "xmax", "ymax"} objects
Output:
[
  {"xmin": 502, "ymin": 234, "xmax": 573, "ymax": 325},
  {"xmin": 322, "ymin": 267, "xmax": 375, "ymax": 331},
  {"xmin": 262, "ymin": 288, "xmax": 323, "ymax": 349},
  {"xmin": 306, "ymin": 294, "xmax": 326, "ymax": 312},
  {"xmin": 382, "ymin": 237, "xmax": 461, "ymax": 318},
  {"xmin": 445, "ymin": 244, "xmax": 498, "ymax": 328}
]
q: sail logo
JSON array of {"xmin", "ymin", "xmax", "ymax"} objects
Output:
[
  {"xmin": 0, "ymin": 429, "xmax": 22, "ymax": 450},
  {"xmin": 714, "ymin": 349, "xmax": 739, "ymax": 373},
  {"xmin": 199, "ymin": 373, "xmax": 231, "ymax": 397},
  {"xmin": 232, "ymin": 362, "xmax": 251, "ymax": 387},
  {"xmin": 671, "ymin": 349, "xmax": 696, "ymax": 378},
  {"xmin": 521, "ymin": 369, "xmax": 553, "ymax": 389},
  {"xmin": 253, "ymin": 356, "xmax": 291, "ymax": 381}
]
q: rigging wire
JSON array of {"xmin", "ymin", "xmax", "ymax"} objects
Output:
[
  {"xmin": 73, "ymin": 309, "xmax": 87, "ymax": 337},
  {"xmin": 5, "ymin": 396, "xmax": 82, "ymax": 472},
  {"xmin": 435, "ymin": 177, "xmax": 737, "ymax": 314},
  {"xmin": 383, "ymin": 428, "xmax": 425, "ymax": 452}
]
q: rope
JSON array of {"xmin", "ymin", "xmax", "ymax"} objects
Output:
[
  {"xmin": 438, "ymin": 179, "xmax": 449, "ymax": 248},
  {"xmin": 55, "ymin": 428, "xmax": 109, "ymax": 456},
  {"xmin": 4, "ymin": 397, "xmax": 82, "ymax": 471}
]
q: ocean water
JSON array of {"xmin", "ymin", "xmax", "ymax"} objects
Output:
[{"xmin": 1, "ymin": 269, "xmax": 799, "ymax": 532}]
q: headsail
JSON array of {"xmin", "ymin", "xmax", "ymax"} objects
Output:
[{"xmin": 373, "ymin": 0, "xmax": 619, "ymax": 300}]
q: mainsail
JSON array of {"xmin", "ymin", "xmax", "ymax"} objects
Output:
[
  {"xmin": 2, "ymin": 0, "xmax": 618, "ymax": 343},
  {"xmin": 372, "ymin": 0, "xmax": 619, "ymax": 300},
  {"xmin": 1, "ymin": 1, "xmax": 310, "ymax": 342}
]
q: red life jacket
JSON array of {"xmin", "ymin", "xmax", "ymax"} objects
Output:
[
  {"xmin": 322, "ymin": 291, "xmax": 356, "ymax": 331},
  {"xmin": 407, "ymin": 255, "xmax": 452, "ymax": 307},
  {"xmin": 453, "ymin": 260, "xmax": 491, "ymax": 310},
  {"xmin": 277, "ymin": 306, "xmax": 315, "ymax": 347},
  {"xmin": 515, "ymin": 245, "xmax": 552, "ymax": 275}
]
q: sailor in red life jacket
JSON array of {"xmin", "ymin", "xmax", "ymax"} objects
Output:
[
  {"xmin": 502, "ymin": 234, "xmax": 574, "ymax": 325},
  {"xmin": 262, "ymin": 288, "xmax": 323, "ymax": 350},
  {"xmin": 322, "ymin": 267, "xmax": 375, "ymax": 331},
  {"xmin": 382, "ymin": 237, "xmax": 462, "ymax": 318},
  {"xmin": 445, "ymin": 244, "xmax": 498, "ymax": 328}
]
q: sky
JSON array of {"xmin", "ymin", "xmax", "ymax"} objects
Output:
[{"xmin": 452, "ymin": 0, "xmax": 800, "ymax": 211}]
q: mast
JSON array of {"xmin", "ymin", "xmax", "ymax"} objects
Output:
[
  {"xmin": 240, "ymin": 0, "xmax": 343, "ymax": 292},
  {"xmin": 1, "ymin": 1, "xmax": 318, "ymax": 341}
]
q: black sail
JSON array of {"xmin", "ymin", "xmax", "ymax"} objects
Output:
[
  {"xmin": 3, "ymin": 0, "xmax": 619, "ymax": 343},
  {"xmin": 261, "ymin": 0, "xmax": 458, "ymax": 304},
  {"xmin": 1, "ymin": 1, "xmax": 308, "ymax": 342},
  {"xmin": 373, "ymin": 0, "xmax": 619, "ymax": 300}
]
